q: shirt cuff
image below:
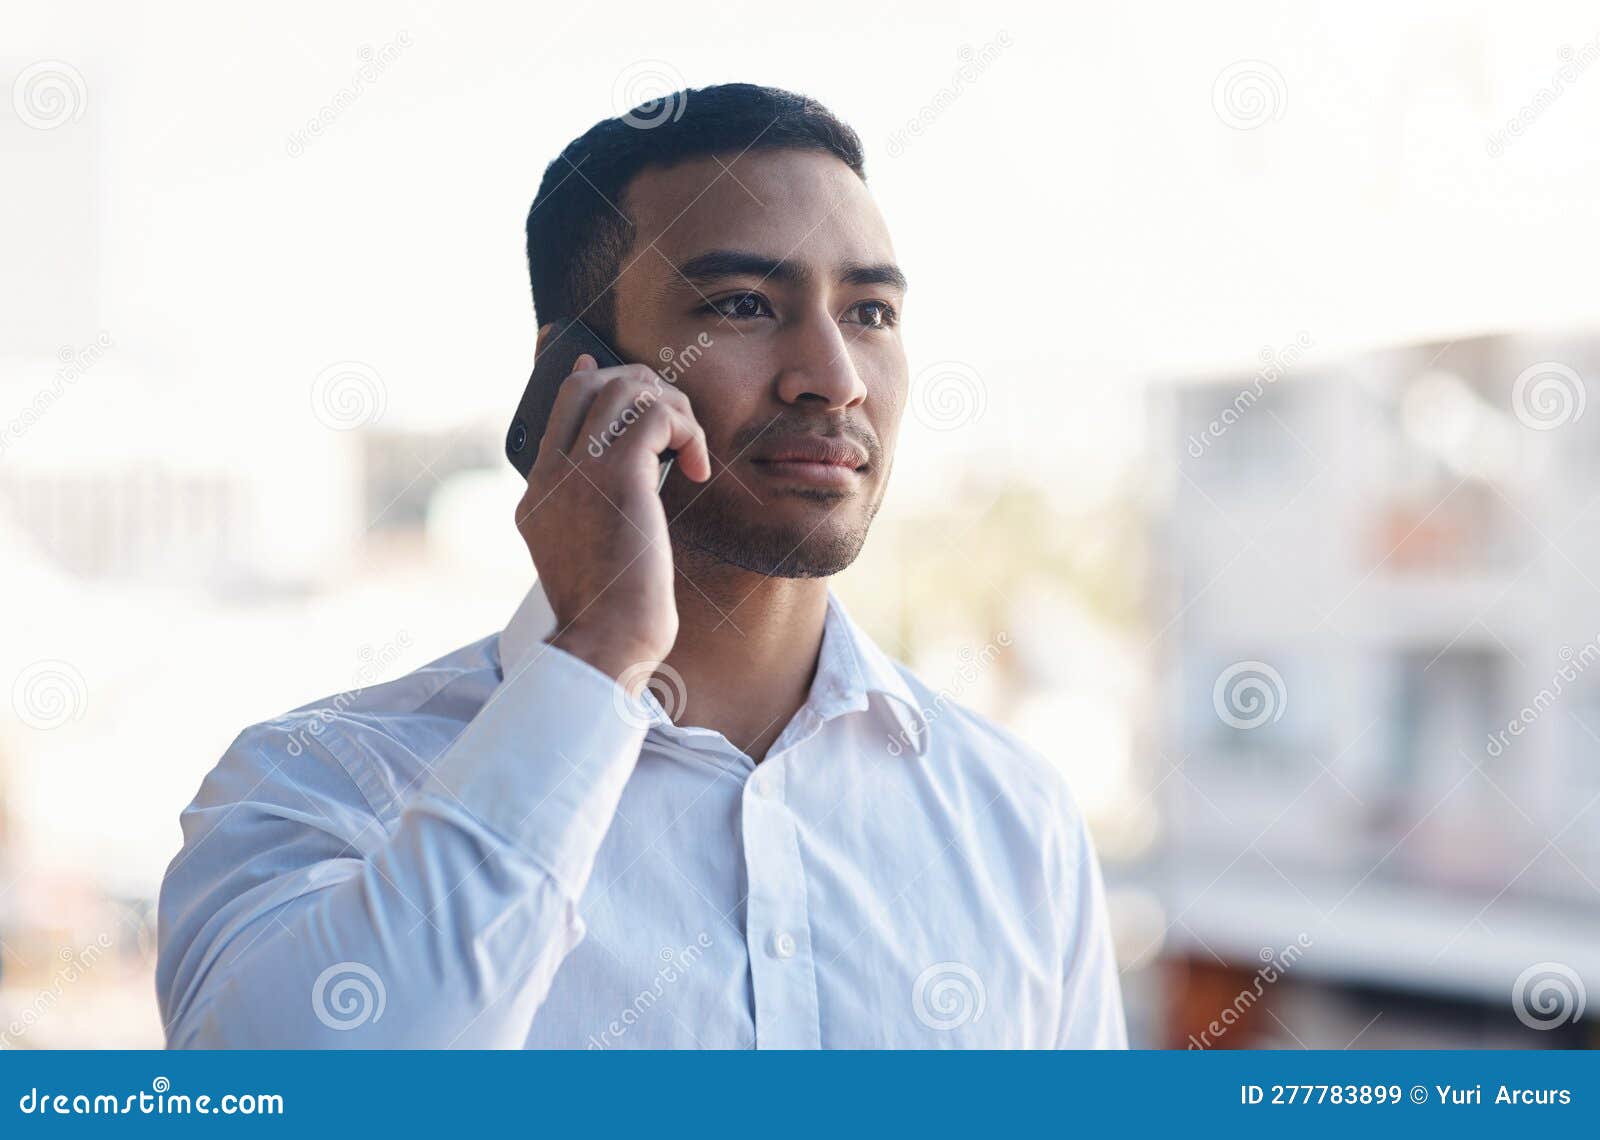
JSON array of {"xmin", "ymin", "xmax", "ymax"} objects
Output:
[{"xmin": 420, "ymin": 640, "xmax": 647, "ymax": 894}]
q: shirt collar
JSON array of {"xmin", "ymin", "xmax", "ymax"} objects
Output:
[
  {"xmin": 814, "ymin": 591, "xmax": 930, "ymax": 757},
  {"xmin": 495, "ymin": 581, "xmax": 930, "ymax": 757}
]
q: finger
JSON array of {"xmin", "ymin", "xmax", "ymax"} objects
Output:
[
  {"xmin": 601, "ymin": 375, "xmax": 708, "ymax": 482},
  {"xmin": 655, "ymin": 388, "xmax": 708, "ymax": 481},
  {"xmin": 663, "ymin": 407, "xmax": 711, "ymax": 483},
  {"xmin": 535, "ymin": 356, "xmax": 608, "ymax": 466},
  {"xmin": 592, "ymin": 364, "xmax": 698, "ymax": 429},
  {"xmin": 602, "ymin": 399, "xmax": 711, "ymax": 486},
  {"xmin": 570, "ymin": 372, "xmax": 675, "ymax": 463}
]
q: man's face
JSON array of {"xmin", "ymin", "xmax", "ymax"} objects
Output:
[{"xmin": 608, "ymin": 147, "xmax": 908, "ymax": 579}]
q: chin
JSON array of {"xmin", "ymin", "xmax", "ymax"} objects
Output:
[{"xmin": 670, "ymin": 497, "xmax": 873, "ymax": 578}]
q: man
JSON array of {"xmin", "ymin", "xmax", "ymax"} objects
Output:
[{"xmin": 157, "ymin": 83, "xmax": 1126, "ymax": 1048}]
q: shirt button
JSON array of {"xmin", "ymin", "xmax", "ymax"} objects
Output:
[
  {"xmin": 770, "ymin": 931, "xmax": 797, "ymax": 959},
  {"xmin": 749, "ymin": 774, "xmax": 775, "ymax": 799}
]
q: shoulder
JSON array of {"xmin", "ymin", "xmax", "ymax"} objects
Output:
[
  {"xmin": 190, "ymin": 634, "xmax": 503, "ymax": 830},
  {"xmin": 894, "ymin": 662, "xmax": 1078, "ymax": 804},
  {"xmin": 890, "ymin": 660, "xmax": 1091, "ymax": 850}
]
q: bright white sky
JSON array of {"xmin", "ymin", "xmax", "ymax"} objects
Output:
[{"xmin": 9, "ymin": 0, "xmax": 1600, "ymax": 503}]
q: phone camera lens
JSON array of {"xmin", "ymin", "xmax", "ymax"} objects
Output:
[{"xmin": 508, "ymin": 422, "xmax": 528, "ymax": 453}]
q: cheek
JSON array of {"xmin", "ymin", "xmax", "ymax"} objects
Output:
[
  {"xmin": 870, "ymin": 378, "xmax": 909, "ymax": 448},
  {"xmin": 674, "ymin": 370, "xmax": 752, "ymax": 449}
]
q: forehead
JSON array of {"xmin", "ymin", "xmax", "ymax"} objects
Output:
[{"xmin": 619, "ymin": 148, "xmax": 895, "ymax": 285}]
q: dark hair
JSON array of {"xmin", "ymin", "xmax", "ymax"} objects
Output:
[{"xmin": 525, "ymin": 83, "xmax": 866, "ymax": 340}]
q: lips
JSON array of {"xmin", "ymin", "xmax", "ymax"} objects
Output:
[
  {"xmin": 752, "ymin": 437, "xmax": 869, "ymax": 469},
  {"xmin": 750, "ymin": 436, "xmax": 869, "ymax": 490}
]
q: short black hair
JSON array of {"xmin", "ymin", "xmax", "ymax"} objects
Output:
[{"xmin": 525, "ymin": 83, "xmax": 866, "ymax": 341}]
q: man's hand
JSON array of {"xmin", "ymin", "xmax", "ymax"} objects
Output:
[{"xmin": 515, "ymin": 353, "xmax": 711, "ymax": 692}]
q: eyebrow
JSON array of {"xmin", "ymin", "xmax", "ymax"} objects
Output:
[{"xmin": 674, "ymin": 248, "xmax": 908, "ymax": 294}]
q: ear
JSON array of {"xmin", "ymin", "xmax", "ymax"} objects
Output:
[{"xmin": 534, "ymin": 322, "xmax": 555, "ymax": 362}]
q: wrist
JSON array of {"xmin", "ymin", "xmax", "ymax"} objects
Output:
[{"xmin": 548, "ymin": 627, "xmax": 666, "ymax": 693}]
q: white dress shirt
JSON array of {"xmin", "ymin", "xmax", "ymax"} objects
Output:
[{"xmin": 157, "ymin": 584, "xmax": 1127, "ymax": 1048}]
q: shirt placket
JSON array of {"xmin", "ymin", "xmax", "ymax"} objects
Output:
[{"xmin": 741, "ymin": 722, "xmax": 824, "ymax": 1049}]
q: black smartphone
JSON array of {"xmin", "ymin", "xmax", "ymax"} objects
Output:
[{"xmin": 505, "ymin": 317, "xmax": 675, "ymax": 491}]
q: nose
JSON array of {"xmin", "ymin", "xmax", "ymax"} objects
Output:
[{"xmin": 774, "ymin": 318, "xmax": 869, "ymax": 411}]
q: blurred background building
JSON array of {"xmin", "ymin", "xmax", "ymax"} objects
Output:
[
  {"xmin": 4, "ymin": 0, "xmax": 1599, "ymax": 1048},
  {"xmin": 1148, "ymin": 332, "xmax": 1600, "ymax": 1048}
]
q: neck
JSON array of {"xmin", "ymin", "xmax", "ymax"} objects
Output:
[{"xmin": 661, "ymin": 553, "xmax": 830, "ymax": 763}]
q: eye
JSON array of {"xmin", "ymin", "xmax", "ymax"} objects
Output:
[
  {"xmin": 845, "ymin": 300, "xmax": 898, "ymax": 329},
  {"xmin": 704, "ymin": 291, "xmax": 774, "ymax": 321}
]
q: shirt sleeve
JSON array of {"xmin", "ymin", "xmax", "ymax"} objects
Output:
[
  {"xmin": 156, "ymin": 642, "xmax": 646, "ymax": 1048},
  {"xmin": 1056, "ymin": 809, "xmax": 1129, "ymax": 1049}
]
